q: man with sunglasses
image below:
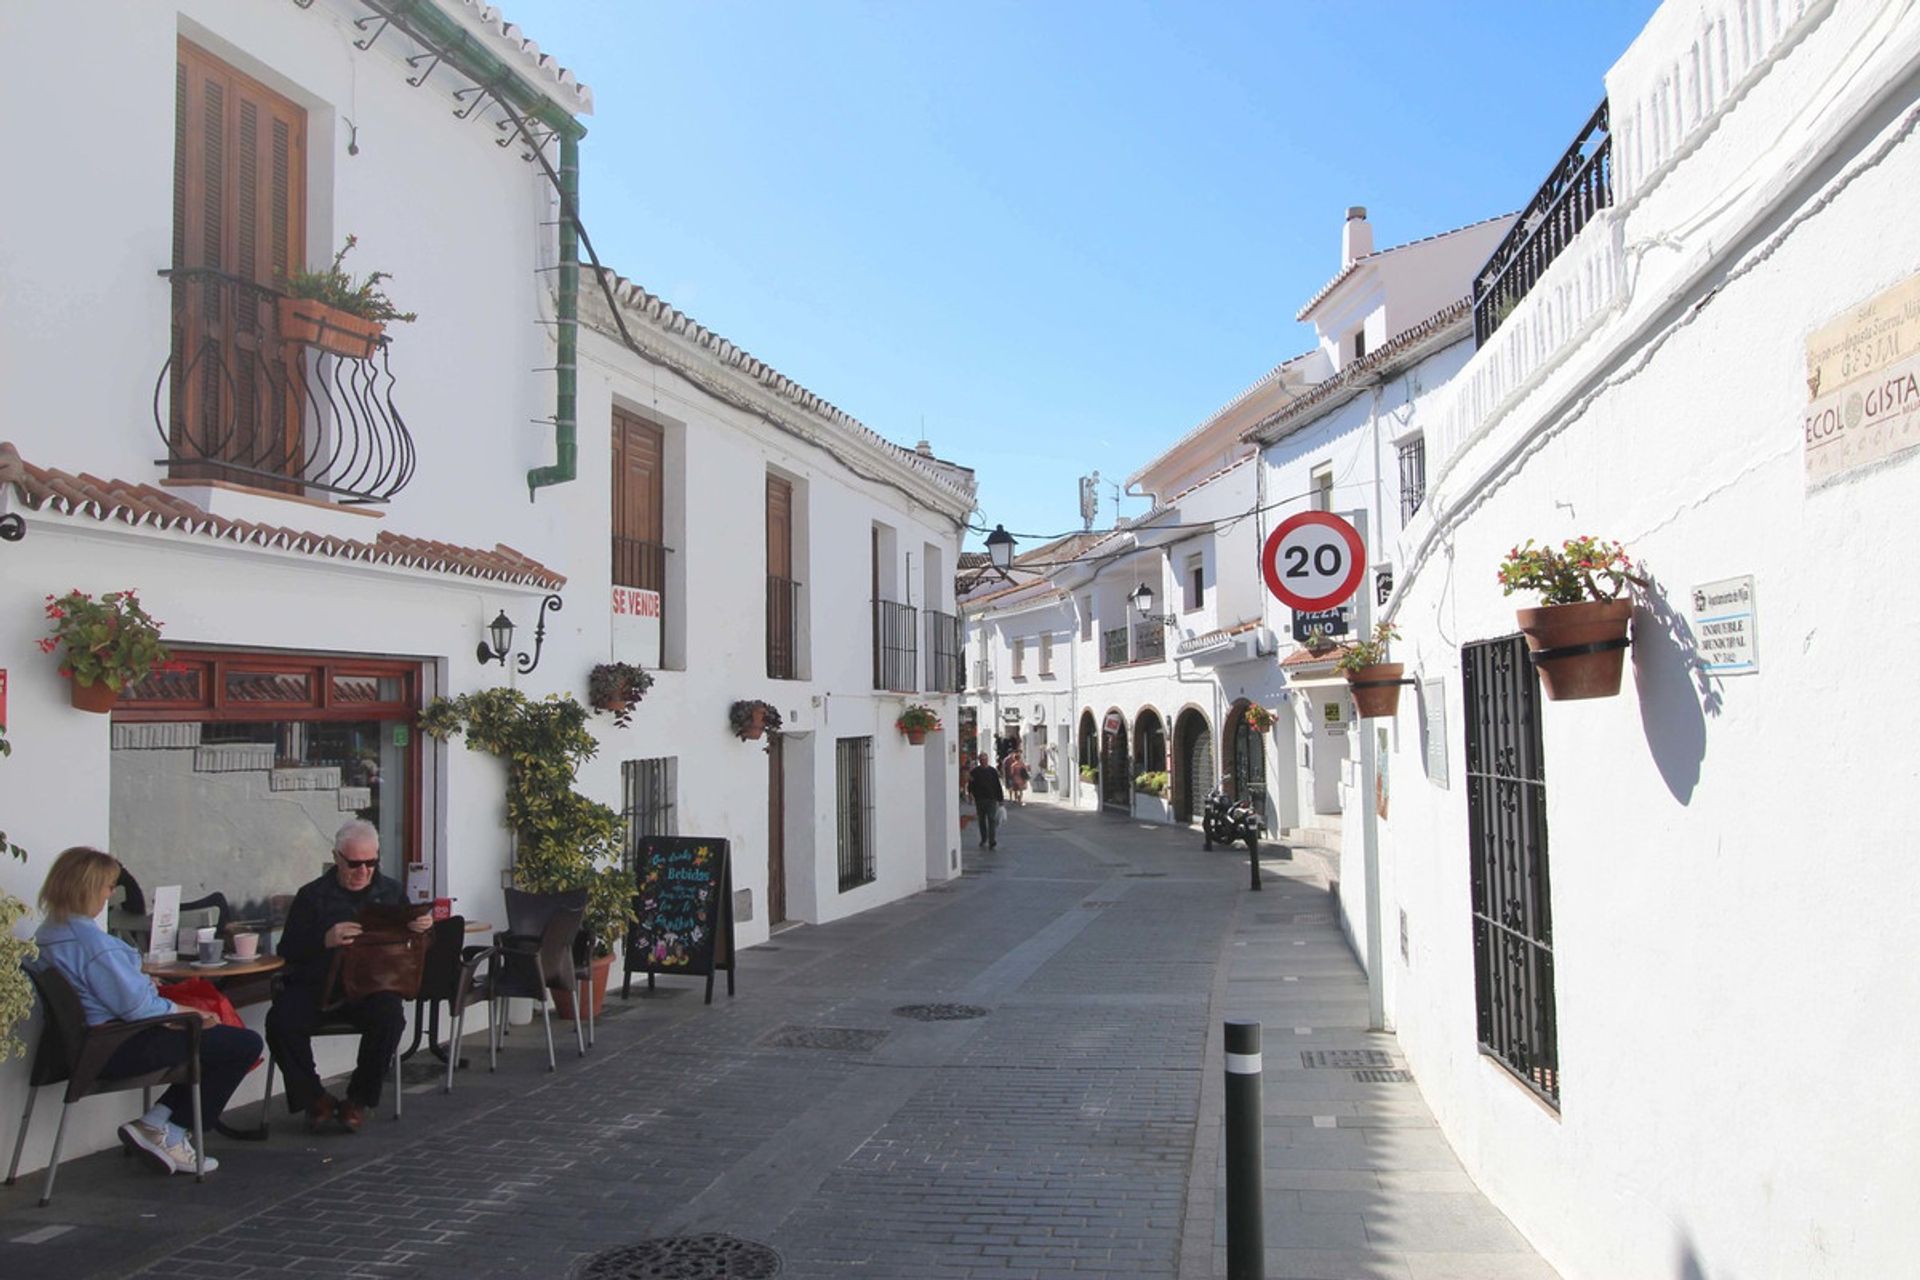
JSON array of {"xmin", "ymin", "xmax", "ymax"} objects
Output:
[{"xmin": 266, "ymin": 820, "xmax": 430, "ymax": 1133}]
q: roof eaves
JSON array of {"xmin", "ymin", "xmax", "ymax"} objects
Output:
[
  {"xmin": 444, "ymin": 1, "xmax": 594, "ymax": 115},
  {"xmin": 1124, "ymin": 349, "xmax": 1318, "ymax": 490},
  {"xmin": 1245, "ymin": 299, "xmax": 1473, "ymax": 445}
]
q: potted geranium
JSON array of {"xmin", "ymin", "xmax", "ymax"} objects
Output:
[
  {"xmin": 278, "ymin": 235, "xmax": 417, "ymax": 360},
  {"xmin": 1242, "ymin": 703, "xmax": 1277, "ymax": 732},
  {"xmin": 1335, "ymin": 622, "xmax": 1404, "ymax": 718},
  {"xmin": 729, "ymin": 699, "xmax": 783, "ymax": 741},
  {"xmin": 1498, "ymin": 536, "xmax": 1638, "ymax": 701},
  {"xmin": 40, "ymin": 589, "xmax": 171, "ymax": 713},
  {"xmin": 896, "ymin": 704, "xmax": 941, "ymax": 745},
  {"xmin": 588, "ymin": 661, "xmax": 655, "ymax": 729}
]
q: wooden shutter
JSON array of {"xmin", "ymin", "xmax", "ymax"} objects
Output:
[
  {"xmin": 611, "ymin": 408, "xmax": 664, "ymax": 589},
  {"xmin": 766, "ymin": 476, "xmax": 793, "ymax": 580},
  {"xmin": 172, "ymin": 40, "xmax": 306, "ymax": 486}
]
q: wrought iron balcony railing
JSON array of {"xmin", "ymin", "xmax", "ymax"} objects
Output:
[
  {"xmin": 872, "ymin": 599, "xmax": 919, "ymax": 693},
  {"xmin": 768, "ymin": 575, "xmax": 802, "ymax": 679},
  {"xmin": 1131, "ymin": 622, "xmax": 1166, "ymax": 664},
  {"xmin": 156, "ymin": 266, "xmax": 415, "ymax": 503},
  {"xmin": 614, "ymin": 536, "xmax": 671, "ymax": 653},
  {"xmin": 925, "ymin": 609, "xmax": 963, "ymax": 694},
  {"xmin": 1473, "ymin": 100, "xmax": 1612, "ymax": 347}
]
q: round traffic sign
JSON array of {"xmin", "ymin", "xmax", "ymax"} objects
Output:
[{"xmin": 1261, "ymin": 511, "xmax": 1366, "ymax": 612}]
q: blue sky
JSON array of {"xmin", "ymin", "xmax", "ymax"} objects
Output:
[{"xmin": 504, "ymin": 1, "xmax": 1655, "ymax": 548}]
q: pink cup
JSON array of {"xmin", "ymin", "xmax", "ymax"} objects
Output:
[{"xmin": 231, "ymin": 932, "xmax": 260, "ymax": 960}]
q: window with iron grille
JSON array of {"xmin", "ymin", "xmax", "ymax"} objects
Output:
[
  {"xmin": 1462, "ymin": 634, "xmax": 1559, "ymax": 1109},
  {"xmin": 621, "ymin": 757, "xmax": 678, "ymax": 852},
  {"xmin": 835, "ymin": 737, "xmax": 875, "ymax": 891},
  {"xmin": 1399, "ymin": 436, "xmax": 1427, "ymax": 523}
]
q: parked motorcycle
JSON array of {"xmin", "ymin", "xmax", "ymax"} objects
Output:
[{"xmin": 1201, "ymin": 786, "xmax": 1262, "ymax": 856}]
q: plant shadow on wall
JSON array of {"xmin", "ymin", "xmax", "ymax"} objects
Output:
[{"xmin": 1630, "ymin": 568, "xmax": 1720, "ymax": 805}]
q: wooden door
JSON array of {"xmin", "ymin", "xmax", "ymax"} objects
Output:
[
  {"xmin": 173, "ymin": 39, "xmax": 307, "ymax": 485},
  {"xmin": 767, "ymin": 733, "xmax": 787, "ymax": 925},
  {"xmin": 766, "ymin": 475, "xmax": 794, "ymax": 677},
  {"xmin": 611, "ymin": 408, "xmax": 664, "ymax": 590}
]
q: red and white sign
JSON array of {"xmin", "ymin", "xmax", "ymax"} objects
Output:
[
  {"xmin": 0, "ymin": 668, "xmax": 8, "ymax": 730},
  {"xmin": 1262, "ymin": 512, "xmax": 1366, "ymax": 612},
  {"xmin": 611, "ymin": 586, "xmax": 661, "ymax": 619}
]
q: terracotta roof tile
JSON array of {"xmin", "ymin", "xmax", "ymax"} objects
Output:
[
  {"xmin": 0, "ymin": 442, "xmax": 567, "ymax": 591},
  {"xmin": 1245, "ymin": 299, "xmax": 1473, "ymax": 445},
  {"xmin": 1280, "ymin": 644, "xmax": 1350, "ymax": 668}
]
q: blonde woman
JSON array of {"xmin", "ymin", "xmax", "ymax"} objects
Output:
[{"xmin": 33, "ymin": 846, "xmax": 262, "ymax": 1176}]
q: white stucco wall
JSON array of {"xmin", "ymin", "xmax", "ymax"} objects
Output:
[{"xmin": 1376, "ymin": 2, "xmax": 1920, "ymax": 1276}]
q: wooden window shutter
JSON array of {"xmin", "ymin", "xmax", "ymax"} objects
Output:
[
  {"xmin": 611, "ymin": 408, "xmax": 664, "ymax": 590},
  {"xmin": 766, "ymin": 475, "xmax": 793, "ymax": 580},
  {"xmin": 175, "ymin": 39, "xmax": 306, "ymax": 282}
]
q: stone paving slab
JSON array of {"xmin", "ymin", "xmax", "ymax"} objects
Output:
[{"xmin": 0, "ymin": 802, "xmax": 1554, "ymax": 1279}]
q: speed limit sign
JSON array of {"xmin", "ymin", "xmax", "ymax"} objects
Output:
[{"xmin": 1261, "ymin": 511, "xmax": 1366, "ymax": 612}]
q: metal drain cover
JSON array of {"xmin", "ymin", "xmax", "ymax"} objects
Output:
[
  {"xmin": 1302, "ymin": 1050, "xmax": 1393, "ymax": 1068},
  {"xmin": 1125, "ymin": 871, "xmax": 1168, "ymax": 878},
  {"xmin": 762, "ymin": 1025, "xmax": 889, "ymax": 1052},
  {"xmin": 578, "ymin": 1234, "xmax": 781, "ymax": 1279},
  {"xmin": 892, "ymin": 1003, "xmax": 990, "ymax": 1022},
  {"xmin": 1354, "ymin": 1068, "xmax": 1415, "ymax": 1083}
]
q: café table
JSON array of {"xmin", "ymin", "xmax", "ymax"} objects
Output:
[
  {"xmin": 141, "ymin": 953, "xmax": 285, "ymax": 1141},
  {"xmin": 402, "ymin": 921, "xmax": 494, "ymax": 1065}
]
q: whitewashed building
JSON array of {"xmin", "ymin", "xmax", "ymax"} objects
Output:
[
  {"xmin": 1356, "ymin": 0, "xmax": 1920, "ymax": 1275},
  {"xmin": 0, "ymin": 0, "xmax": 969, "ymax": 1173},
  {"xmin": 1246, "ymin": 209, "xmax": 1510, "ymax": 894}
]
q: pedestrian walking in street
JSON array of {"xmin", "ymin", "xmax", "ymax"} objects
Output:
[
  {"xmin": 968, "ymin": 756, "xmax": 1005, "ymax": 849},
  {"xmin": 1008, "ymin": 750, "xmax": 1030, "ymax": 805}
]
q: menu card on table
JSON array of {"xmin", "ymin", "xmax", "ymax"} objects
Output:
[{"xmin": 147, "ymin": 885, "xmax": 182, "ymax": 963}]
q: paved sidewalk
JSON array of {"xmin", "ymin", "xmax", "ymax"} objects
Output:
[{"xmin": 0, "ymin": 804, "xmax": 1556, "ymax": 1278}]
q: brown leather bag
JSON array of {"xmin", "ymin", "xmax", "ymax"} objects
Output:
[{"xmin": 323, "ymin": 909, "xmax": 431, "ymax": 1006}]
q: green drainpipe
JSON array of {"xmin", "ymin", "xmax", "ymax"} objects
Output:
[{"xmin": 527, "ymin": 126, "xmax": 579, "ymax": 498}]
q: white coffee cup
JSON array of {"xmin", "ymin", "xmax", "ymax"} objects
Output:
[
  {"xmin": 231, "ymin": 932, "xmax": 260, "ymax": 960},
  {"xmin": 196, "ymin": 926, "xmax": 218, "ymax": 945}
]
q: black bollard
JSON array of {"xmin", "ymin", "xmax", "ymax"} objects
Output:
[
  {"xmin": 1225, "ymin": 1019, "xmax": 1264, "ymax": 1279},
  {"xmin": 1248, "ymin": 838, "xmax": 1262, "ymax": 891}
]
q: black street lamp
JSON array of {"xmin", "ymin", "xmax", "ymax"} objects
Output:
[
  {"xmin": 477, "ymin": 611, "xmax": 516, "ymax": 666},
  {"xmin": 985, "ymin": 524, "xmax": 1016, "ymax": 574}
]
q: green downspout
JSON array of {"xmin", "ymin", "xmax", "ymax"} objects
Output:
[
  {"xmin": 527, "ymin": 127, "xmax": 578, "ymax": 498},
  {"xmin": 359, "ymin": 2, "xmax": 585, "ymax": 497}
]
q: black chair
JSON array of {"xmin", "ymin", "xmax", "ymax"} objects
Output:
[
  {"xmin": 254, "ymin": 960, "xmax": 409, "ymax": 1134},
  {"xmin": 6, "ymin": 961, "xmax": 208, "ymax": 1205},
  {"xmin": 444, "ymin": 888, "xmax": 586, "ymax": 1090},
  {"xmin": 570, "ymin": 926, "xmax": 599, "ymax": 1050},
  {"xmin": 401, "ymin": 916, "xmax": 486, "ymax": 1062}
]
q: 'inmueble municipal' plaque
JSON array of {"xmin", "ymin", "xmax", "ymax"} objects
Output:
[{"xmin": 1690, "ymin": 576, "xmax": 1758, "ymax": 676}]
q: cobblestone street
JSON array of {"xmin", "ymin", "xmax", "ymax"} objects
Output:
[{"xmin": 1, "ymin": 804, "xmax": 1551, "ymax": 1279}]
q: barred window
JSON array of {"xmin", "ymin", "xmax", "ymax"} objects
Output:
[
  {"xmin": 1399, "ymin": 436, "xmax": 1427, "ymax": 523},
  {"xmin": 621, "ymin": 757, "xmax": 677, "ymax": 853},
  {"xmin": 835, "ymin": 737, "xmax": 875, "ymax": 891}
]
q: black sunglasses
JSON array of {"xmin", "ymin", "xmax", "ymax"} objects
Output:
[{"xmin": 336, "ymin": 854, "xmax": 379, "ymax": 870}]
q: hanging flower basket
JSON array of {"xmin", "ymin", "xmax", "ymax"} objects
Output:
[
  {"xmin": 1345, "ymin": 663, "xmax": 1404, "ymax": 718},
  {"xmin": 896, "ymin": 703, "xmax": 941, "ymax": 744},
  {"xmin": 70, "ymin": 680, "xmax": 119, "ymax": 714},
  {"xmin": 277, "ymin": 295, "xmax": 384, "ymax": 360},
  {"xmin": 1242, "ymin": 704, "xmax": 1276, "ymax": 732},
  {"xmin": 729, "ymin": 699, "xmax": 782, "ymax": 741},
  {"xmin": 1516, "ymin": 599, "xmax": 1633, "ymax": 701}
]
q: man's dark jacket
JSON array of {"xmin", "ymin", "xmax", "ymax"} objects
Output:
[
  {"xmin": 968, "ymin": 763, "xmax": 1005, "ymax": 805},
  {"xmin": 276, "ymin": 870, "xmax": 406, "ymax": 989}
]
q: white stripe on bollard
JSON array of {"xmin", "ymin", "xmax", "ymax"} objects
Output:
[{"xmin": 1225, "ymin": 1051, "xmax": 1262, "ymax": 1075}]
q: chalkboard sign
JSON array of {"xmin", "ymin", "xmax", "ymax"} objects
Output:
[{"xmin": 622, "ymin": 836, "xmax": 736, "ymax": 1004}]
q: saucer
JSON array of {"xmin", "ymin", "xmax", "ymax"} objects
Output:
[{"xmin": 190, "ymin": 959, "xmax": 232, "ymax": 969}]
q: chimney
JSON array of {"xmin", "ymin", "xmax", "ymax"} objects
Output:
[
  {"xmin": 1342, "ymin": 206, "xmax": 1372, "ymax": 265},
  {"xmin": 914, "ymin": 440, "xmax": 935, "ymax": 458}
]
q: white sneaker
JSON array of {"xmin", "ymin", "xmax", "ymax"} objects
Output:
[
  {"xmin": 156, "ymin": 1124, "xmax": 219, "ymax": 1175},
  {"xmin": 117, "ymin": 1119, "xmax": 175, "ymax": 1174}
]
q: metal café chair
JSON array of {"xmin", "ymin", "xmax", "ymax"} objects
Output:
[
  {"xmin": 6, "ymin": 961, "xmax": 209, "ymax": 1205},
  {"xmin": 444, "ymin": 888, "xmax": 586, "ymax": 1091}
]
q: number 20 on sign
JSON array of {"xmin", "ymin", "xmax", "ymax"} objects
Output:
[{"xmin": 1261, "ymin": 511, "xmax": 1367, "ymax": 612}]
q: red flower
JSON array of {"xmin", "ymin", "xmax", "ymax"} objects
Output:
[{"xmin": 37, "ymin": 638, "xmax": 57, "ymax": 654}]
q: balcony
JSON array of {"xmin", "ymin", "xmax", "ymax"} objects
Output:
[
  {"xmin": 156, "ymin": 267, "xmax": 415, "ymax": 503},
  {"xmin": 925, "ymin": 609, "xmax": 963, "ymax": 693},
  {"xmin": 872, "ymin": 599, "xmax": 918, "ymax": 693},
  {"xmin": 1473, "ymin": 100, "xmax": 1612, "ymax": 347},
  {"xmin": 767, "ymin": 575, "xmax": 802, "ymax": 679}
]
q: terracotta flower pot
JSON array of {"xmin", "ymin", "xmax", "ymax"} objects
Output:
[
  {"xmin": 1515, "ymin": 598, "xmax": 1633, "ymax": 701},
  {"xmin": 554, "ymin": 952, "xmax": 613, "ymax": 1021},
  {"xmin": 69, "ymin": 680, "xmax": 118, "ymax": 714},
  {"xmin": 739, "ymin": 704, "xmax": 766, "ymax": 740},
  {"xmin": 1346, "ymin": 663, "xmax": 1404, "ymax": 718},
  {"xmin": 905, "ymin": 727, "xmax": 927, "ymax": 745},
  {"xmin": 277, "ymin": 295, "xmax": 384, "ymax": 360}
]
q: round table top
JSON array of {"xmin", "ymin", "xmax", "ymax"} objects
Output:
[{"xmin": 143, "ymin": 953, "xmax": 286, "ymax": 982}]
